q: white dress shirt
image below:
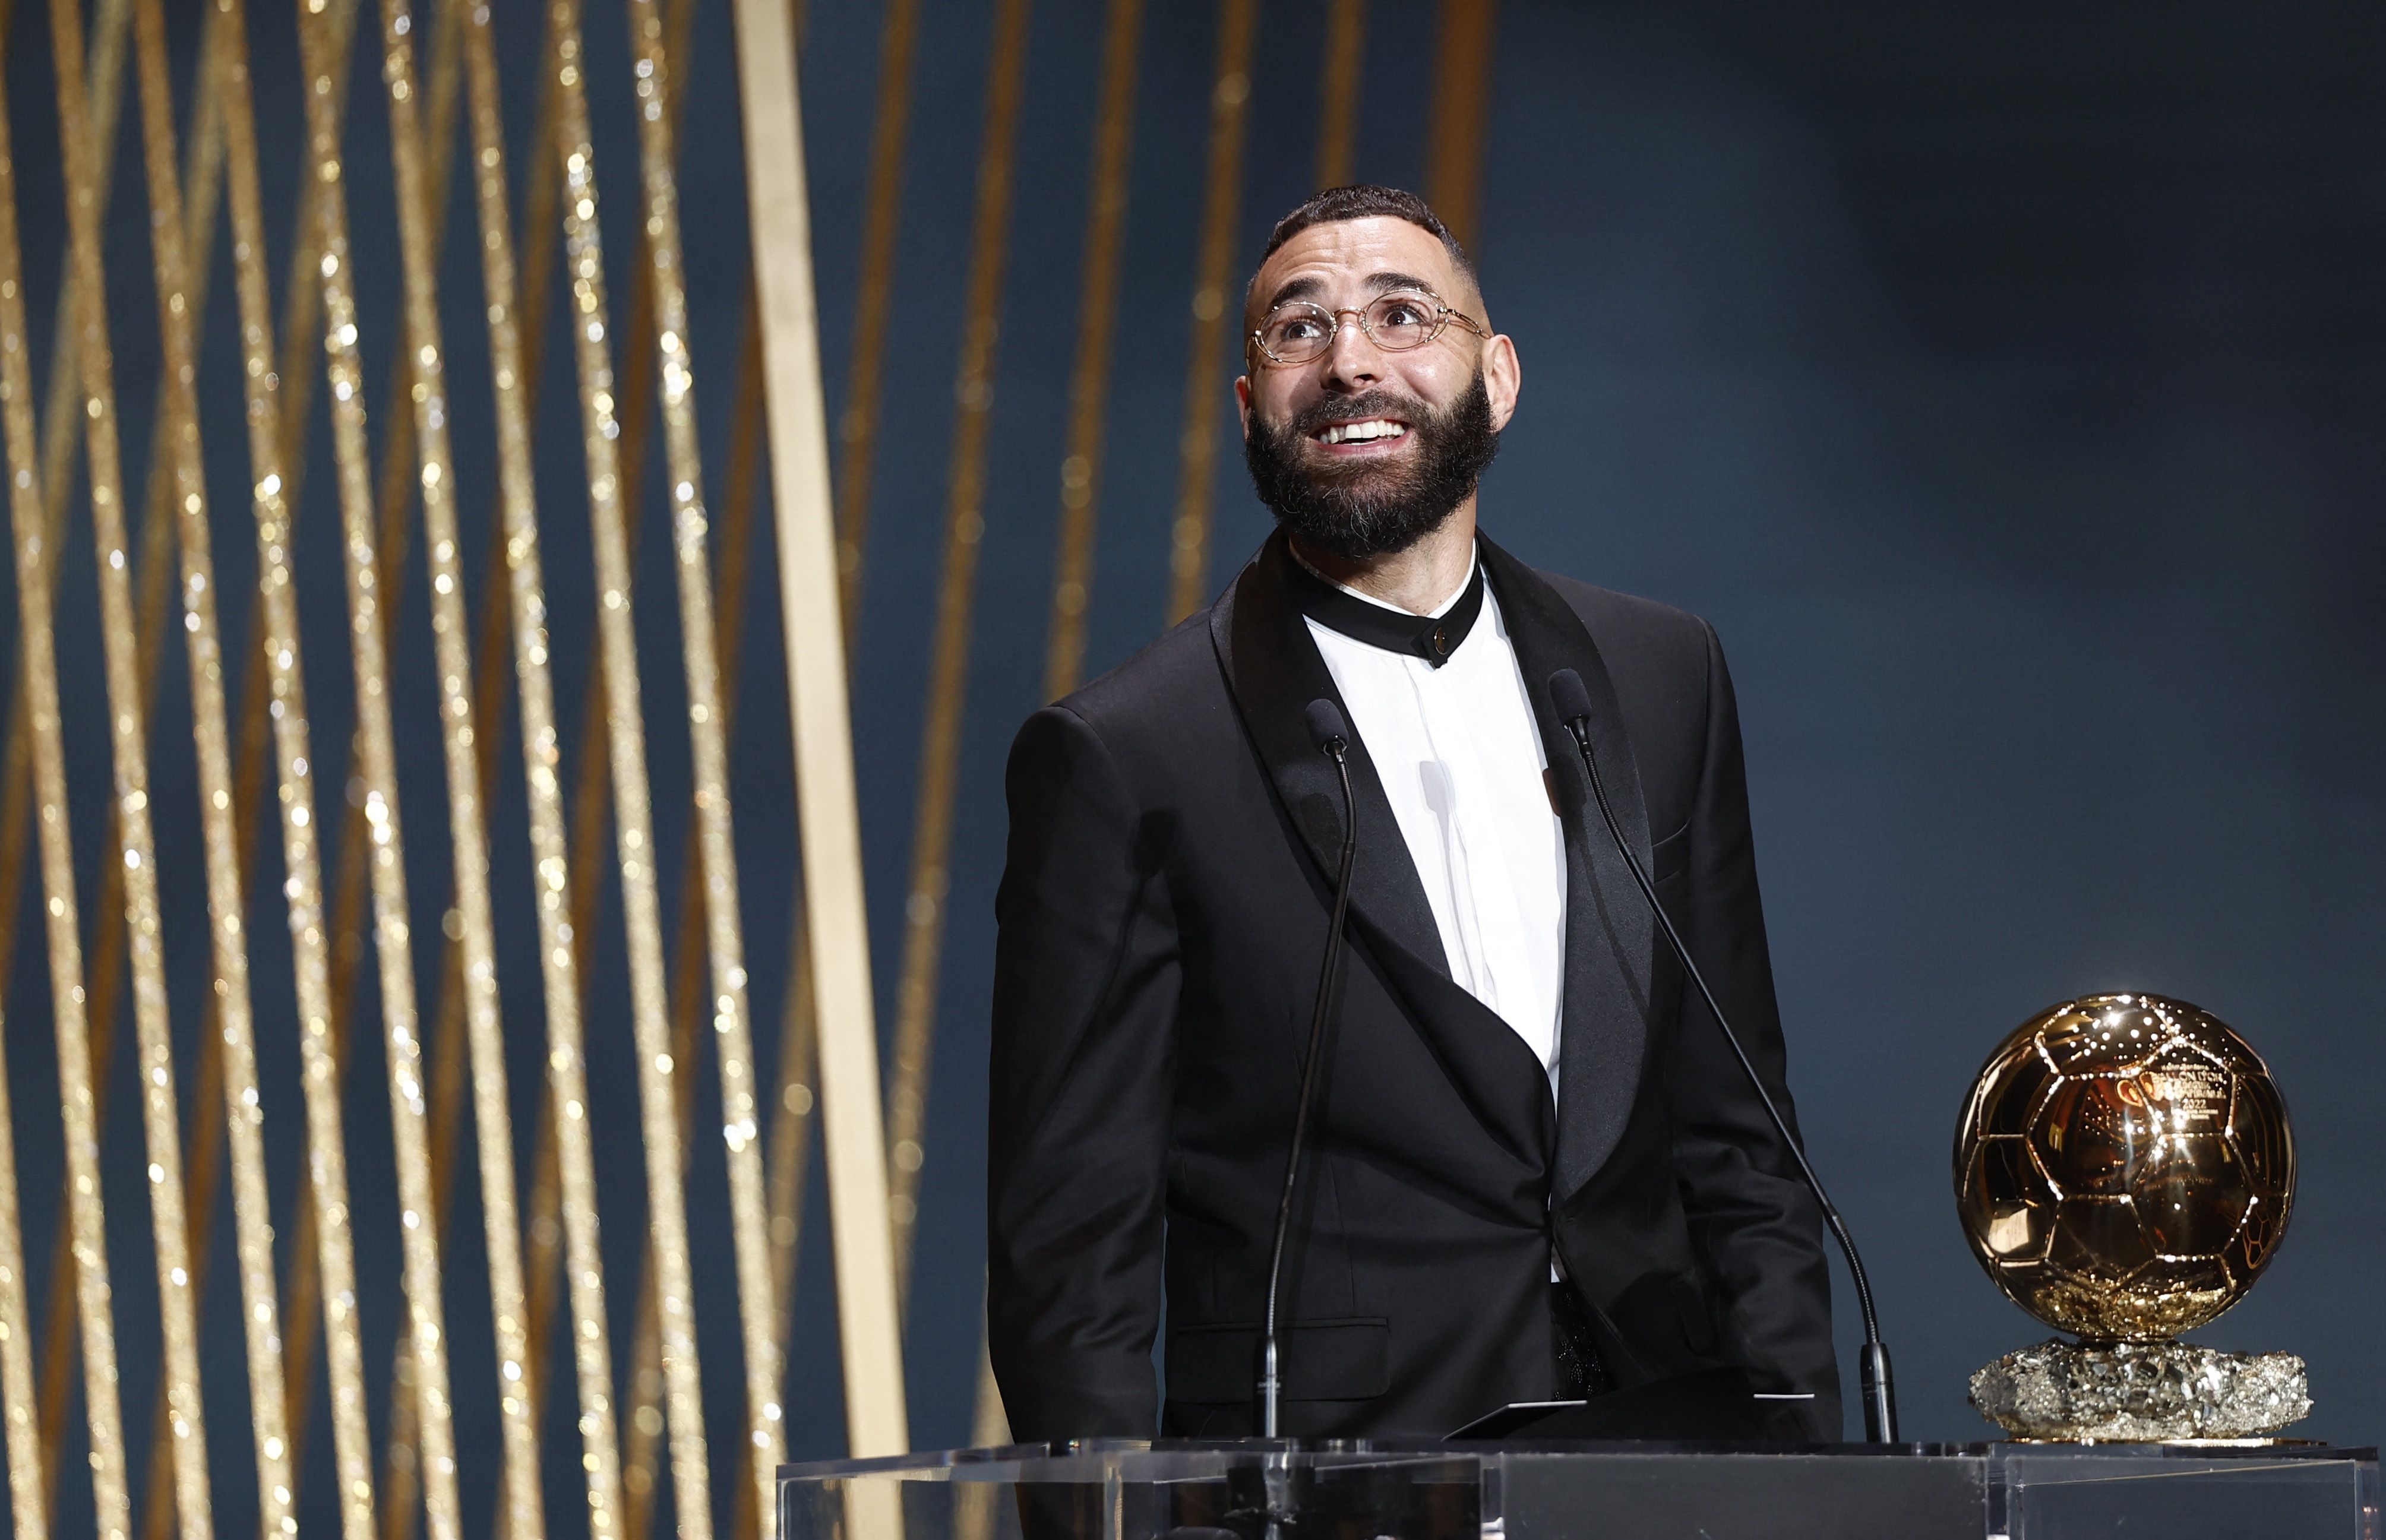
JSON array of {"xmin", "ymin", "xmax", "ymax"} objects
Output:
[{"xmin": 1298, "ymin": 547, "xmax": 1569, "ymax": 1097}]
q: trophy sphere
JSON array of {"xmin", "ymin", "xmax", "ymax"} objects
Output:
[{"xmin": 1954, "ymin": 993, "xmax": 2294, "ymax": 1342}]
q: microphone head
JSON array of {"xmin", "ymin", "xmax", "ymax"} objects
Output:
[
  {"xmin": 1548, "ymin": 668, "xmax": 1594, "ymax": 726},
  {"xmin": 1303, "ymin": 698, "xmax": 1351, "ymax": 755}
]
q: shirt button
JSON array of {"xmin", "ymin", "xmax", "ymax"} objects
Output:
[{"xmin": 1431, "ymin": 626, "xmax": 1449, "ymax": 655}]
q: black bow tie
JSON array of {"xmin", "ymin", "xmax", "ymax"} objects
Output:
[{"xmin": 1288, "ymin": 550, "xmax": 1486, "ymax": 668}]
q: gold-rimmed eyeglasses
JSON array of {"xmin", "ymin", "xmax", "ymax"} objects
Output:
[{"xmin": 1248, "ymin": 288, "xmax": 1489, "ymax": 366}]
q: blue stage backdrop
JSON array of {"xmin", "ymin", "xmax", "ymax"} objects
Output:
[
  {"xmin": 819, "ymin": 0, "xmax": 2386, "ymax": 1454},
  {"xmin": 0, "ymin": 1, "xmax": 2376, "ymax": 1534}
]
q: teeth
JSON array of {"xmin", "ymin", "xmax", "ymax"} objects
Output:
[{"xmin": 1319, "ymin": 419, "xmax": 1406, "ymax": 445}]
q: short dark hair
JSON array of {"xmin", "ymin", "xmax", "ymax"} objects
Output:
[{"xmin": 1246, "ymin": 184, "xmax": 1480, "ymax": 327}]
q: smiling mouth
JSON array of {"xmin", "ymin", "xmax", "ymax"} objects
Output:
[{"xmin": 1311, "ymin": 416, "xmax": 1410, "ymax": 448}]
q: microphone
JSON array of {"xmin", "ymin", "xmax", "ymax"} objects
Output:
[
  {"xmin": 1546, "ymin": 668, "xmax": 1900, "ymax": 1444},
  {"xmin": 1256, "ymin": 700, "xmax": 1361, "ymax": 1438}
]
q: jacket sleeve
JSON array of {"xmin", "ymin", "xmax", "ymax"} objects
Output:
[
  {"xmin": 987, "ymin": 704, "xmax": 1181, "ymax": 1441},
  {"xmin": 1663, "ymin": 621, "xmax": 1844, "ymax": 1438}
]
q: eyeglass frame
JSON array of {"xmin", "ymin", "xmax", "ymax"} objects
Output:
[{"xmin": 1246, "ymin": 286, "xmax": 1491, "ymax": 367}]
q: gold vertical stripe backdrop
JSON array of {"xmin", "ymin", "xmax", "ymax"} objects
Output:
[
  {"xmin": 0, "ymin": 34, "xmax": 66, "ymax": 1540},
  {"xmin": 485, "ymin": 9, "xmax": 749, "ymax": 1532},
  {"xmin": 33, "ymin": 0, "xmax": 133, "ymax": 554},
  {"xmin": 373, "ymin": 1, "xmax": 545, "ymax": 1536},
  {"xmin": 125, "ymin": 12, "xmax": 298, "ymax": 1540},
  {"xmin": 1314, "ymin": 0, "xmax": 1366, "ymax": 190},
  {"xmin": 362, "ymin": 5, "xmax": 526, "ymax": 1535},
  {"xmin": 963, "ymin": 0, "xmax": 1152, "ymax": 1491},
  {"xmin": 226, "ymin": 0, "xmax": 385, "ymax": 1524},
  {"xmin": 548, "ymin": 5, "xmax": 721, "ymax": 1535},
  {"xmin": 524, "ymin": 9, "xmax": 712, "ymax": 1525},
  {"xmin": 4, "ymin": 19, "xmax": 133, "ymax": 1157},
  {"xmin": 0, "ymin": 34, "xmax": 135, "ymax": 1540},
  {"xmin": 1041, "ymin": 0, "xmax": 1145, "ymax": 704},
  {"xmin": 3, "ymin": 0, "xmax": 548, "ymax": 1535},
  {"xmin": 4, "ymin": 0, "xmax": 763, "ymax": 1516},
  {"xmin": 0, "ymin": 0, "xmax": 1500, "ymax": 1528},
  {"xmin": 733, "ymin": 0, "xmax": 912, "ymax": 1464},
  {"xmin": 28, "ymin": 0, "xmax": 797, "ymax": 1535},
  {"xmin": 0, "ymin": 0, "xmax": 116, "ymax": 1153},
  {"xmin": 295, "ymin": 0, "xmax": 470, "ymax": 1531},
  {"xmin": 649, "ymin": 296, "xmax": 784, "ymax": 1540},
  {"xmin": 44, "ymin": 0, "xmax": 218, "ymax": 1534},
  {"xmin": 258, "ymin": 71, "xmax": 387, "ymax": 1488},
  {"xmin": 125, "ymin": 4, "xmax": 296, "ymax": 1536},
  {"xmin": 1166, "ymin": 0, "xmax": 1260, "ymax": 625},
  {"xmin": 137, "ymin": 14, "xmax": 246, "ymax": 1532},
  {"xmin": 0, "ymin": 993, "xmax": 42, "ymax": 1539},
  {"xmin": 363, "ymin": 3, "xmax": 472, "ymax": 1526},
  {"xmin": 831, "ymin": 0, "xmax": 919, "ymax": 637},
  {"xmin": 0, "ymin": 0, "xmax": 878, "ymax": 1533},
  {"xmin": 27, "ymin": 0, "xmax": 154, "ymax": 1500},
  {"xmin": 1424, "ymin": 0, "xmax": 1500, "ymax": 251},
  {"xmin": 227, "ymin": 0, "xmax": 372, "ymax": 1501},
  {"xmin": 457, "ymin": 2, "xmax": 630, "ymax": 1533},
  {"xmin": 621, "ymin": 0, "xmax": 786, "ymax": 1523},
  {"xmin": 503, "ymin": 4, "xmax": 618, "ymax": 1501},
  {"xmin": 194, "ymin": 0, "xmax": 413, "ymax": 1514},
  {"xmin": 498, "ymin": 60, "xmax": 775, "ymax": 1539},
  {"xmin": 887, "ymin": 0, "xmax": 1035, "ymax": 1305}
]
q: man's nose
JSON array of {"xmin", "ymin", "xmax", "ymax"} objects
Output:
[{"xmin": 1320, "ymin": 311, "xmax": 1384, "ymax": 390}]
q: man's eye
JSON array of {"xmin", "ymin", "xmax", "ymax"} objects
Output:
[
  {"xmin": 1379, "ymin": 302, "xmax": 1428, "ymax": 327},
  {"xmin": 1279, "ymin": 318, "xmax": 1325, "ymax": 340}
]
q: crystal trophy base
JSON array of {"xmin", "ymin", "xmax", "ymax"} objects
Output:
[{"xmin": 1971, "ymin": 1336, "xmax": 2312, "ymax": 1441}]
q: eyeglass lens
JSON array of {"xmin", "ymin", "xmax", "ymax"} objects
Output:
[{"xmin": 1259, "ymin": 292, "xmax": 1442, "ymax": 362}]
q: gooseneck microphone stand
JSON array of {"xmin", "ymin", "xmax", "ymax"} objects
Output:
[
  {"xmin": 1257, "ymin": 700, "xmax": 1362, "ymax": 1444},
  {"xmin": 1241, "ymin": 703, "xmax": 1360, "ymax": 1540},
  {"xmin": 1547, "ymin": 668, "xmax": 1900, "ymax": 1443}
]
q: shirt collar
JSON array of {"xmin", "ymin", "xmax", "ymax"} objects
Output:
[{"xmin": 1287, "ymin": 542, "xmax": 1486, "ymax": 668}]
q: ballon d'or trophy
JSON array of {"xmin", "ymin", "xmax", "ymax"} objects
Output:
[{"xmin": 1954, "ymin": 994, "xmax": 2308, "ymax": 1440}]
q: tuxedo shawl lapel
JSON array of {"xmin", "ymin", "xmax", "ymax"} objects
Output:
[
  {"xmin": 1211, "ymin": 534, "xmax": 1554, "ymax": 1169},
  {"xmin": 1477, "ymin": 535, "xmax": 1657, "ymax": 1198}
]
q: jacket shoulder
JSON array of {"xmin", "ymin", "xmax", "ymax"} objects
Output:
[
  {"xmin": 1035, "ymin": 610, "xmax": 1237, "ymax": 762},
  {"xmin": 1534, "ymin": 571, "xmax": 1715, "ymax": 678}
]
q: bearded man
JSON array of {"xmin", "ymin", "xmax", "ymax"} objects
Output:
[{"xmin": 987, "ymin": 185, "xmax": 1840, "ymax": 1441}]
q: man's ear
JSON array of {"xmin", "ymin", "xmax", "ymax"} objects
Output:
[
  {"xmin": 1234, "ymin": 374, "xmax": 1253, "ymax": 439},
  {"xmin": 1482, "ymin": 334, "xmax": 1521, "ymax": 432}
]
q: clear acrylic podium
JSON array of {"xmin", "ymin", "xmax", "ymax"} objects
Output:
[{"xmin": 780, "ymin": 1439, "xmax": 2380, "ymax": 1540}]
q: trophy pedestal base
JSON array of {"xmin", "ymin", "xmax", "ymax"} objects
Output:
[{"xmin": 1971, "ymin": 1337, "xmax": 2311, "ymax": 1441}]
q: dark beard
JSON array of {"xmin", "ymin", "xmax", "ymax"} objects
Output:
[{"xmin": 1243, "ymin": 371, "xmax": 1500, "ymax": 561}]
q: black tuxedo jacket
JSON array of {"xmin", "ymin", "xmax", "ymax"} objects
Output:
[{"xmin": 987, "ymin": 530, "xmax": 1839, "ymax": 1441}]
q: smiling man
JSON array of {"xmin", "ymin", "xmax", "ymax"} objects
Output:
[{"xmin": 988, "ymin": 185, "xmax": 1839, "ymax": 1440}]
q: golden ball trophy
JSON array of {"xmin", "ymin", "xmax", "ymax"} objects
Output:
[{"xmin": 1954, "ymin": 993, "xmax": 2309, "ymax": 1440}]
